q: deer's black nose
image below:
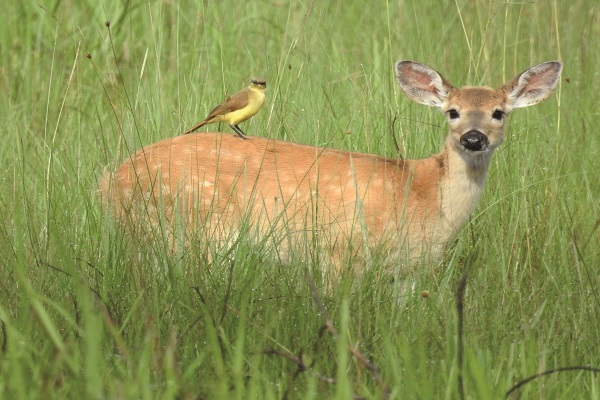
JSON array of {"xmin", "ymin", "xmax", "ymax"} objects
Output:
[{"xmin": 460, "ymin": 130, "xmax": 489, "ymax": 151}]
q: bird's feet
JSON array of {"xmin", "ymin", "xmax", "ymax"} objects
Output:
[{"xmin": 231, "ymin": 125, "xmax": 249, "ymax": 140}]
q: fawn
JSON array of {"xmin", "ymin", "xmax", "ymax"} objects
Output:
[{"xmin": 99, "ymin": 60, "xmax": 562, "ymax": 265}]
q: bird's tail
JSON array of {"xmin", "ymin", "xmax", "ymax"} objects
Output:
[{"xmin": 183, "ymin": 119, "xmax": 208, "ymax": 135}]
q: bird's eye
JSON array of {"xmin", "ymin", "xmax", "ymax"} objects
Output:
[
  {"xmin": 447, "ymin": 109, "xmax": 460, "ymax": 119},
  {"xmin": 492, "ymin": 110, "xmax": 505, "ymax": 120}
]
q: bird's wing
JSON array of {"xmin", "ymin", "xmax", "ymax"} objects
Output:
[{"xmin": 205, "ymin": 90, "xmax": 250, "ymax": 119}]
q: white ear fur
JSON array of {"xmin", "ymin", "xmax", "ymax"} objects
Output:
[
  {"xmin": 503, "ymin": 61, "xmax": 563, "ymax": 109},
  {"xmin": 395, "ymin": 61, "xmax": 453, "ymax": 108}
]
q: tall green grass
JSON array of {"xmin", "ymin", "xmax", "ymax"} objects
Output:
[{"xmin": 1, "ymin": 0, "xmax": 599, "ymax": 398}]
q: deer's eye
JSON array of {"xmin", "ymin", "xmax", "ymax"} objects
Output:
[
  {"xmin": 447, "ymin": 109, "xmax": 460, "ymax": 119},
  {"xmin": 492, "ymin": 110, "xmax": 505, "ymax": 120}
]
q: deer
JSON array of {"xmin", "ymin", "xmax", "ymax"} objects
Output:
[{"xmin": 98, "ymin": 60, "xmax": 562, "ymax": 268}]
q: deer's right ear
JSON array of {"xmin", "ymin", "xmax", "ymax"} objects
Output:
[
  {"xmin": 395, "ymin": 61, "xmax": 454, "ymax": 108},
  {"xmin": 502, "ymin": 61, "xmax": 563, "ymax": 109}
]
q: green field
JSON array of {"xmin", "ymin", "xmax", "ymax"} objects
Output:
[{"xmin": 1, "ymin": 0, "xmax": 599, "ymax": 398}]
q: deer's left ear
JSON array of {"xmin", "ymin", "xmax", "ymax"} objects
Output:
[
  {"xmin": 502, "ymin": 61, "xmax": 563, "ymax": 109},
  {"xmin": 395, "ymin": 60, "xmax": 454, "ymax": 108}
]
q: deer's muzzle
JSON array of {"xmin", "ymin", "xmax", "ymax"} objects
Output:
[{"xmin": 460, "ymin": 130, "xmax": 489, "ymax": 152}]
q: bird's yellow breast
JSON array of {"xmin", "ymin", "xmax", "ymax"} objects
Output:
[{"xmin": 222, "ymin": 87, "xmax": 265, "ymax": 125}]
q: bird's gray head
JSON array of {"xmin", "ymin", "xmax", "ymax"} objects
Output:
[{"xmin": 251, "ymin": 78, "xmax": 267, "ymax": 88}]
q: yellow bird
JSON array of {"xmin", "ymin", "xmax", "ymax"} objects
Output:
[{"xmin": 184, "ymin": 78, "xmax": 267, "ymax": 139}]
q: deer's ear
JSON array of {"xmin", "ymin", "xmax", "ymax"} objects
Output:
[
  {"xmin": 502, "ymin": 61, "xmax": 563, "ymax": 109},
  {"xmin": 395, "ymin": 61, "xmax": 454, "ymax": 108}
]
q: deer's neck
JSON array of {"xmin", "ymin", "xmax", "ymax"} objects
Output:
[{"xmin": 437, "ymin": 138, "xmax": 493, "ymax": 236}]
